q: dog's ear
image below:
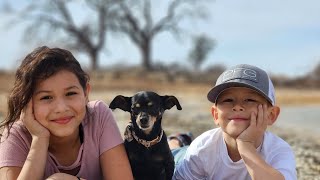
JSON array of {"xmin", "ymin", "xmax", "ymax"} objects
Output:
[
  {"xmin": 109, "ymin": 95, "xmax": 132, "ymax": 112},
  {"xmin": 162, "ymin": 95, "xmax": 182, "ymax": 110}
]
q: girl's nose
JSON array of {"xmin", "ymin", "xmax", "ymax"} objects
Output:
[{"xmin": 54, "ymin": 99, "xmax": 68, "ymax": 113}]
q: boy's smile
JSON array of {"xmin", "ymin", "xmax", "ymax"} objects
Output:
[
  {"xmin": 212, "ymin": 87, "xmax": 270, "ymax": 138},
  {"xmin": 229, "ymin": 116, "xmax": 249, "ymax": 121}
]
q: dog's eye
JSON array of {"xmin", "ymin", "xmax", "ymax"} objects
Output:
[
  {"xmin": 148, "ymin": 108, "xmax": 159, "ymax": 116},
  {"xmin": 131, "ymin": 108, "xmax": 140, "ymax": 115},
  {"xmin": 147, "ymin": 102, "xmax": 153, "ymax": 106}
]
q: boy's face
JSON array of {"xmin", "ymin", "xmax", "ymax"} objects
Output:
[{"xmin": 211, "ymin": 87, "xmax": 278, "ymax": 139}]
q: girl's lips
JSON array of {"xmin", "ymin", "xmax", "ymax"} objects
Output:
[{"xmin": 52, "ymin": 117, "xmax": 72, "ymax": 124}]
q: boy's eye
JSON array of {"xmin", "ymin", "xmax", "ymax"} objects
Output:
[
  {"xmin": 216, "ymin": 98, "xmax": 233, "ymax": 105},
  {"xmin": 244, "ymin": 98, "xmax": 257, "ymax": 102},
  {"xmin": 222, "ymin": 98, "xmax": 233, "ymax": 103},
  {"xmin": 244, "ymin": 99, "xmax": 258, "ymax": 104}
]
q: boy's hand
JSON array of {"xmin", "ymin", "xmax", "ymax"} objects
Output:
[
  {"xmin": 237, "ymin": 104, "xmax": 268, "ymax": 147},
  {"xmin": 20, "ymin": 100, "xmax": 50, "ymax": 139}
]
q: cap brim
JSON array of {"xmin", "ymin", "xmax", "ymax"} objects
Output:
[{"xmin": 207, "ymin": 82, "xmax": 273, "ymax": 104}]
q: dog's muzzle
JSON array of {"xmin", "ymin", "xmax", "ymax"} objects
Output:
[{"xmin": 139, "ymin": 113, "xmax": 149, "ymax": 126}]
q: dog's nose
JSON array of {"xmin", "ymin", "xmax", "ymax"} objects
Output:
[
  {"xmin": 140, "ymin": 117, "xmax": 148, "ymax": 125},
  {"xmin": 140, "ymin": 114, "xmax": 149, "ymax": 125}
]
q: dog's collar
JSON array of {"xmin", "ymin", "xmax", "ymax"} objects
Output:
[{"xmin": 124, "ymin": 125, "xmax": 164, "ymax": 148}]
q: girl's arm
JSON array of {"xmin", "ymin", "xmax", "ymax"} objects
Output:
[
  {"xmin": 0, "ymin": 101, "xmax": 51, "ymax": 180},
  {"xmin": 0, "ymin": 136, "xmax": 49, "ymax": 180},
  {"xmin": 45, "ymin": 173, "xmax": 84, "ymax": 180},
  {"xmin": 0, "ymin": 167, "xmax": 21, "ymax": 180},
  {"xmin": 100, "ymin": 143, "xmax": 133, "ymax": 180},
  {"xmin": 19, "ymin": 101, "xmax": 50, "ymax": 180},
  {"xmin": 18, "ymin": 136, "xmax": 49, "ymax": 180}
]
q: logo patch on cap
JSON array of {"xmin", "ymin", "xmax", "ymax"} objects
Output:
[{"xmin": 222, "ymin": 67, "xmax": 258, "ymax": 83}]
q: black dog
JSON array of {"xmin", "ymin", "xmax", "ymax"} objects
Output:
[{"xmin": 109, "ymin": 91, "xmax": 182, "ymax": 180}]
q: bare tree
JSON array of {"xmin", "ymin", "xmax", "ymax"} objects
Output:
[
  {"xmin": 2, "ymin": 0, "xmax": 119, "ymax": 71},
  {"xmin": 311, "ymin": 62, "xmax": 320, "ymax": 81},
  {"xmin": 114, "ymin": 0, "xmax": 211, "ymax": 71},
  {"xmin": 188, "ymin": 34, "xmax": 215, "ymax": 71}
]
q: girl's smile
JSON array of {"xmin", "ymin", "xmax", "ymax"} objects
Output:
[
  {"xmin": 51, "ymin": 116, "xmax": 74, "ymax": 124},
  {"xmin": 32, "ymin": 69, "xmax": 89, "ymax": 138}
]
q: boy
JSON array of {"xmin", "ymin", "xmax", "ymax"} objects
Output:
[{"xmin": 173, "ymin": 64, "xmax": 296, "ymax": 180}]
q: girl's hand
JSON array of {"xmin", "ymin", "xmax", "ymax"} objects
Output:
[
  {"xmin": 20, "ymin": 100, "xmax": 50, "ymax": 139},
  {"xmin": 46, "ymin": 173, "xmax": 85, "ymax": 180},
  {"xmin": 236, "ymin": 104, "xmax": 268, "ymax": 147}
]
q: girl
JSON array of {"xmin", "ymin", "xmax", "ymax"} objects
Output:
[{"xmin": 0, "ymin": 46, "xmax": 133, "ymax": 180}]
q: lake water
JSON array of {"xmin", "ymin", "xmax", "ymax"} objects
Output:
[{"xmin": 275, "ymin": 105, "xmax": 320, "ymax": 137}]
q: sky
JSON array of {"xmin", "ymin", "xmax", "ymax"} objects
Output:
[{"xmin": 0, "ymin": 0, "xmax": 320, "ymax": 77}]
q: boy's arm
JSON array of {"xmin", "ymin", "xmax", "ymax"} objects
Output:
[
  {"xmin": 236, "ymin": 104, "xmax": 286, "ymax": 180},
  {"xmin": 237, "ymin": 140, "xmax": 284, "ymax": 180},
  {"xmin": 173, "ymin": 146, "xmax": 207, "ymax": 180}
]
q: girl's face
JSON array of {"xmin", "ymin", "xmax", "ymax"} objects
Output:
[
  {"xmin": 32, "ymin": 70, "xmax": 89, "ymax": 138},
  {"xmin": 212, "ymin": 87, "xmax": 271, "ymax": 138}
]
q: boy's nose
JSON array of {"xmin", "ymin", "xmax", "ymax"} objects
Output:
[{"xmin": 232, "ymin": 103, "xmax": 244, "ymax": 111}]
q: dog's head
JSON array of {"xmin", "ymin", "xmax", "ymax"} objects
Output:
[{"xmin": 109, "ymin": 91, "xmax": 182, "ymax": 134}]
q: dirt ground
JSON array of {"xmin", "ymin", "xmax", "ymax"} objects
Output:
[
  {"xmin": 1, "ymin": 73, "xmax": 320, "ymax": 179},
  {"xmin": 91, "ymin": 75, "xmax": 320, "ymax": 180}
]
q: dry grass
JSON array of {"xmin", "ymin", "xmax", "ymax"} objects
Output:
[
  {"xmin": 276, "ymin": 88, "xmax": 320, "ymax": 105},
  {"xmin": 1, "ymin": 72, "xmax": 320, "ymax": 179},
  {"xmin": 1, "ymin": 72, "xmax": 320, "ymax": 119}
]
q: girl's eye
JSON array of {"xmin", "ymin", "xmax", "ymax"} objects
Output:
[
  {"xmin": 40, "ymin": 96, "xmax": 52, "ymax": 100},
  {"xmin": 66, "ymin": 92, "xmax": 77, "ymax": 96}
]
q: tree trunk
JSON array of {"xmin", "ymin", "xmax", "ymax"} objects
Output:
[
  {"xmin": 141, "ymin": 39, "xmax": 152, "ymax": 71},
  {"xmin": 90, "ymin": 52, "xmax": 98, "ymax": 71}
]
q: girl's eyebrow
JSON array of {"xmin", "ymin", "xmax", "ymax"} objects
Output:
[
  {"xmin": 66, "ymin": 85, "xmax": 80, "ymax": 90},
  {"xmin": 34, "ymin": 85, "xmax": 80, "ymax": 95},
  {"xmin": 34, "ymin": 90, "xmax": 51, "ymax": 95}
]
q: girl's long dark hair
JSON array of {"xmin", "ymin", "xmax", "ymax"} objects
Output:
[{"xmin": 0, "ymin": 46, "xmax": 89, "ymax": 137}]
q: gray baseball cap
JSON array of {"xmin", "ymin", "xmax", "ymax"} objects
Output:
[{"xmin": 207, "ymin": 64, "xmax": 275, "ymax": 105}]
